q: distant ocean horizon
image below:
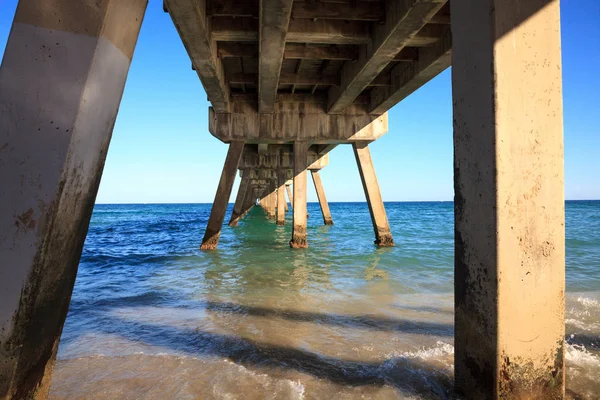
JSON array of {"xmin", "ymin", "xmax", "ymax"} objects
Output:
[{"xmin": 48, "ymin": 200, "xmax": 600, "ymax": 399}]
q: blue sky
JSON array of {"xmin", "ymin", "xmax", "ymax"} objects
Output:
[{"xmin": 1, "ymin": 0, "xmax": 598, "ymax": 203}]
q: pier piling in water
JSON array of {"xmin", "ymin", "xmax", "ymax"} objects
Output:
[{"xmin": 0, "ymin": 0, "xmax": 148, "ymax": 397}]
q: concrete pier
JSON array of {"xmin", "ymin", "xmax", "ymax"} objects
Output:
[
  {"xmin": 201, "ymin": 141, "xmax": 245, "ymax": 250},
  {"xmin": 286, "ymin": 182, "xmax": 294, "ymax": 209},
  {"xmin": 0, "ymin": 0, "xmax": 147, "ymax": 397},
  {"xmin": 310, "ymin": 171, "xmax": 333, "ymax": 225},
  {"xmin": 276, "ymin": 171, "xmax": 287, "ymax": 226},
  {"xmin": 228, "ymin": 174, "xmax": 250, "ymax": 227},
  {"xmin": 353, "ymin": 143, "xmax": 394, "ymax": 246},
  {"xmin": 1, "ymin": 0, "xmax": 568, "ymax": 397},
  {"xmin": 451, "ymin": 0, "xmax": 565, "ymax": 398},
  {"xmin": 266, "ymin": 190, "xmax": 277, "ymax": 219},
  {"xmin": 290, "ymin": 142, "xmax": 309, "ymax": 248}
]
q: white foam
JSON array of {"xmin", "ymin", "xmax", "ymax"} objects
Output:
[
  {"xmin": 566, "ymin": 343, "xmax": 600, "ymax": 369},
  {"xmin": 575, "ymin": 296, "xmax": 600, "ymax": 309},
  {"xmin": 402, "ymin": 341, "xmax": 455, "ymax": 360}
]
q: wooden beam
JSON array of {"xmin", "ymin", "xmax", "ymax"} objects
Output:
[
  {"xmin": 218, "ymin": 42, "xmax": 358, "ymax": 61},
  {"xmin": 207, "ymin": 0, "xmax": 383, "ymax": 21},
  {"xmin": 327, "ymin": 0, "xmax": 446, "ymax": 114},
  {"xmin": 212, "ymin": 17, "xmax": 370, "ymax": 45},
  {"xmin": 166, "ymin": 0, "xmax": 230, "ymax": 112},
  {"xmin": 370, "ymin": 29, "xmax": 451, "ymax": 115},
  {"xmin": 259, "ymin": 0, "xmax": 293, "ymax": 113}
]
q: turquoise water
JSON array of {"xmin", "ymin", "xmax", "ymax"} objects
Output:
[{"xmin": 49, "ymin": 201, "xmax": 600, "ymax": 399}]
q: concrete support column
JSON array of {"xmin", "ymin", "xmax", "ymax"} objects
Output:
[
  {"xmin": 240, "ymin": 186, "xmax": 256, "ymax": 218},
  {"xmin": 290, "ymin": 141, "xmax": 308, "ymax": 248},
  {"xmin": 286, "ymin": 183, "xmax": 294, "ymax": 209},
  {"xmin": 228, "ymin": 174, "xmax": 250, "ymax": 227},
  {"xmin": 201, "ymin": 141, "xmax": 245, "ymax": 250},
  {"xmin": 265, "ymin": 189, "xmax": 276, "ymax": 219},
  {"xmin": 451, "ymin": 0, "xmax": 565, "ymax": 398},
  {"xmin": 352, "ymin": 143, "xmax": 394, "ymax": 246},
  {"xmin": 276, "ymin": 170, "xmax": 286, "ymax": 226},
  {"xmin": 0, "ymin": 1, "xmax": 147, "ymax": 398},
  {"xmin": 310, "ymin": 170, "xmax": 333, "ymax": 225}
]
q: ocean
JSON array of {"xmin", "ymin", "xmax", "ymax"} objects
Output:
[{"xmin": 48, "ymin": 201, "xmax": 600, "ymax": 399}]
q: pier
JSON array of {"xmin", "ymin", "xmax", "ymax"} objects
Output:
[{"xmin": 0, "ymin": 0, "xmax": 566, "ymax": 399}]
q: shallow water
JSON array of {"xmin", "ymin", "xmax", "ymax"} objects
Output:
[{"xmin": 49, "ymin": 201, "xmax": 600, "ymax": 399}]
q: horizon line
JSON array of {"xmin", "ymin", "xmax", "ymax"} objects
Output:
[{"xmin": 94, "ymin": 199, "xmax": 599, "ymax": 205}]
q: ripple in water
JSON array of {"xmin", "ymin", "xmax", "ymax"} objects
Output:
[{"xmin": 49, "ymin": 201, "xmax": 600, "ymax": 399}]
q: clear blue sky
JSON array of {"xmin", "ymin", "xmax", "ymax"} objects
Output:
[{"xmin": 1, "ymin": 0, "xmax": 598, "ymax": 203}]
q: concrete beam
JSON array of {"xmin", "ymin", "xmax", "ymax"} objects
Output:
[
  {"xmin": 257, "ymin": 143, "xmax": 268, "ymax": 155},
  {"xmin": 209, "ymin": 95, "xmax": 388, "ymax": 143},
  {"xmin": 211, "ymin": 17, "xmax": 370, "ymax": 45},
  {"xmin": 201, "ymin": 141, "xmax": 245, "ymax": 250},
  {"xmin": 290, "ymin": 142, "xmax": 308, "ymax": 248},
  {"xmin": 370, "ymin": 28, "xmax": 451, "ymax": 115},
  {"xmin": 237, "ymin": 145, "xmax": 329, "ymax": 171},
  {"xmin": 451, "ymin": 0, "xmax": 565, "ymax": 397},
  {"xmin": 218, "ymin": 42, "xmax": 418, "ymax": 63},
  {"xmin": 258, "ymin": 0, "xmax": 293, "ymax": 113},
  {"xmin": 328, "ymin": 0, "xmax": 446, "ymax": 113},
  {"xmin": 166, "ymin": 0, "xmax": 230, "ymax": 112},
  {"xmin": 228, "ymin": 174, "xmax": 250, "ymax": 227},
  {"xmin": 311, "ymin": 171, "xmax": 333, "ymax": 225},
  {"xmin": 353, "ymin": 143, "xmax": 394, "ymax": 246},
  {"xmin": 218, "ymin": 42, "xmax": 357, "ymax": 61},
  {"xmin": 0, "ymin": 0, "xmax": 147, "ymax": 397},
  {"xmin": 208, "ymin": 0, "xmax": 384, "ymax": 22}
]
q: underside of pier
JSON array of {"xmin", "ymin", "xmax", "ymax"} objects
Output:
[{"xmin": 0, "ymin": 0, "xmax": 566, "ymax": 399}]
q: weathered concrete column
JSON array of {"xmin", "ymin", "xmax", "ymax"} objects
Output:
[
  {"xmin": 352, "ymin": 143, "xmax": 394, "ymax": 246},
  {"xmin": 201, "ymin": 141, "xmax": 245, "ymax": 250},
  {"xmin": 265, "ymin": 189, "xmax": 276, "ymax": 219},
  {"xmin": 310, "ymin": 170, "xmax": 333, "ymax": 225},
  {"xmin": 228, "ymin": 174, "xmax": 250, "ymax": 227},
  {"xmin": 276, "ymin": 171, "xmax": 286, "ymax": 226},
  {"xmin": 240, "ymin": 186, "xmax": 256, "ymax": 218},
  {"xmin": 0, "ymin": 1, "xmax": 147, "ymax": 398},
  {"xmin": 290, "ymin": 142, "xmax": 308, "ymax": 248},
  {"xmin": 285, "ymin": 182, "xmax": 294, "ymax": 209},
  {"xmin": 451, "ymin": 0, "xmax": 565, "ymax": 398}
]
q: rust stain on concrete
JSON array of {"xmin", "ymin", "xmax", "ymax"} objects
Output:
[{"xmin": 14, "ymin": 208, "xmax": 36, "ymax": 232}]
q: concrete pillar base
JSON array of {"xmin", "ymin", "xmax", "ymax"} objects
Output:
[
  {"xmin": 199, "ymin": 235, "xmax": 220, "ymax": 251},
  {"xmin": 374, "ymin": 231, "xmax": 394, "ymax": 246},
  {"xmin": 228, "ymin": 218, "xmax": 240, "ymax": 227},
  {"xmin": 289, "ymin": 227, "xmax": 308, "ymax": 248}
]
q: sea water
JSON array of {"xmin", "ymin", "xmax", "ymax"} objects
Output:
[{"xmin": 48, "ymin": 201, "xmax": 600, "ymax": 399}]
